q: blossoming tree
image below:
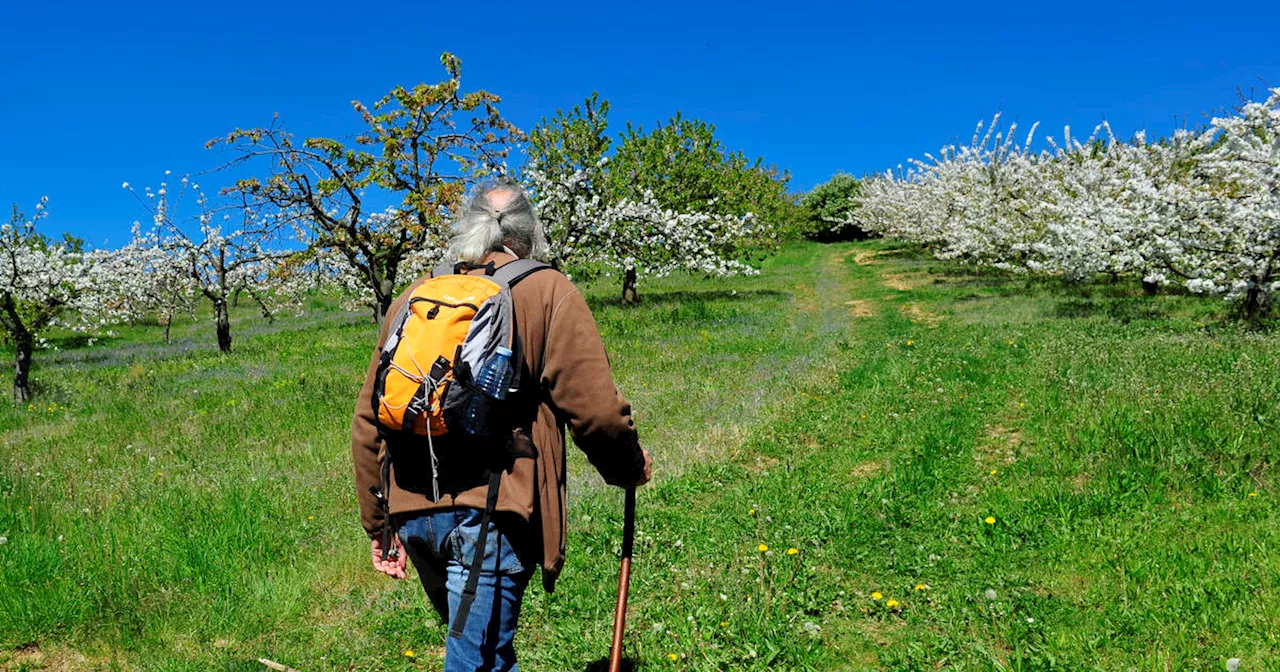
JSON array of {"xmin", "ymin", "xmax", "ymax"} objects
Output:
[
  {"xmin": 125, "ymin": 175, "xmax": 290, "ymax": 352},
  {"xmin": 0, "ymin": 200, "xmax": 107, "ymax": 401},
  {"xmin": 855, "ymin": 88, "xmax": 1280, "ymax": 319},
  {"xmin": 525, "ymin": 95, "xmax": 764, "ymax": 304},
  {"xmin": 211, "ymin": 52, "xmax": 518, "ymax": 324}
]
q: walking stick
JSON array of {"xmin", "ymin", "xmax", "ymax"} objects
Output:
[{"xmin": 608, "ymin": 486, "xmax": 637, "ymax": 672}]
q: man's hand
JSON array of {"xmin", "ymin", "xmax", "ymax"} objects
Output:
[
  {"xmin": 630, "ymin": 448, "xmax": 653, "ymax": 487},
  {"xmin": 371, "ymin": 536, "xmax": 407, "ymax": 579}
]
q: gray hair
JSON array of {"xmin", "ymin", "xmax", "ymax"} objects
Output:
[{"xmin": 446, "ymin": 177, "xmax": 549, "ymax": 263}]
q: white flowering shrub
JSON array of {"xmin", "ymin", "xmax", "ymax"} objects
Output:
[{"xmin": 857, "ymin": 88, "xmax": 1280, "ymax": 318}]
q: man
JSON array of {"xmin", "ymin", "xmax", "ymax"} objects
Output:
[{"xmin": 351, "ymin": 177, "xmax": 652, "ymax": 671}]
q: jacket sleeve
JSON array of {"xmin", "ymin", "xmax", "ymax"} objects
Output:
[
  {"xmin": 542, "ymin": 285, "xmax": 646, "ymax": 486},
  {"xmin": 352, "ymin": 318, "xmax": 390, "ymax": 539}
]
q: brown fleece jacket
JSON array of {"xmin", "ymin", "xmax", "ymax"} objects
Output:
[{"xmin": 351, "ymin": 251, "xmax": 645, "ymax": 592}]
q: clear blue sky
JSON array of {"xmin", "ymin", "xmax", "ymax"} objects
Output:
[{"xmin": 2, "ymin": 0, "xmax": 1277, "ymax": 247}]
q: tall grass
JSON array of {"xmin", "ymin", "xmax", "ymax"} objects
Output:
[{"xmin": 3, "ymin": 241, "xmax": 1278, "ymax": 670}]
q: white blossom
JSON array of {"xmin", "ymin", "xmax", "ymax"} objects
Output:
[{"xmin": 856, "ymin": 88, "xmax": 1280, "ymax": 317}]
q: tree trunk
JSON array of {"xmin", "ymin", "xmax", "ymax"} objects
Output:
[
  {"xmin": 13, "ymin": 331, "xmax": 33, "ymax": 402},
  {"xmin": 376, "ymin": 277, "xmax": 397, "ymax": 328},
  {"xmin": 162, "ymin": 315, "xmax": 172, "ymax": 344},
  {"xmin": 215, "ymin": 299, "xmax": 232, "ymax": 353},
  {"xmin": 1242, "ymin": 284, "xmax": 1264, "ymax": 323},
  {"xmin": 621, "ymin": 267, "xmax": 639, "ymax": 306}
]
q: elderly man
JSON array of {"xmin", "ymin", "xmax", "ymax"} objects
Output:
[{"xmin": 351, "ymin": 177, "xmax": 652, "ymax": 671}]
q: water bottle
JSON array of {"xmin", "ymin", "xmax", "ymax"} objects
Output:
[{"xmin": 462, "ymin": 346, "xmax": 513, "ymax": 436}]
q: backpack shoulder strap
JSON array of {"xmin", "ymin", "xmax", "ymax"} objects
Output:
[{"xmin": 493, "ymin": 258, "xmax": 551, "ymax": 288}]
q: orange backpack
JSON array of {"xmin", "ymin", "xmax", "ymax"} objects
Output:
[{"xmin": 370, "ymin": 258, "xmax": 548, "ymax": 639}]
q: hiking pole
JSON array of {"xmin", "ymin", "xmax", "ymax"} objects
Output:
[{"xmin": 608, "ymin": 486, "xmax": 637, "ymax": 672}]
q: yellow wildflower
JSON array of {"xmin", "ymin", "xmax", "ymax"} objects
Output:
[
  {"xmin": 1249, "ymin": 492, "xmax": 1259, "ymax": 498},
  {"xmin": 984, "ymin": 516, "xmax": 996, "ymax": 525},
  {"xmin": 871, "ymin": 592, "xmax": 883, "ymax": 600},
  {"xmin": 668, "ymin": 653, "xmax": 679, "ymax": 661},
  {"xmin": 307, "ymin": 516, "xmax": 314, "ymax": 521},
  {"xmin": 906, "ymin": 340, "xmax": 914, "ymax": 346},
  {"xmin": 914, "ymin": 584, "xmax": 927, "ymax": 591},
  {"xmin": 757, "ymin": 544, "xmax": 769, "ymax": 552},
  {"xmin": 787, "ymin": 547, "xmax": 799, "ymax": 556},
  {"xmin": 719, "ymin": 621, "xmax": 728, "ymax": 627},
  {"xmin": 990, "ymin": 469, "xmax": 997, "ymax": 476},
  {"xmin": 403, "ymin": 650, "xmax": 415, "ymax": 658},
  {"xmin": 886, "ymin": 599, "xmax": 899, "ymax": 608},
  {"xmin": 749, "ymin": 508, "xmax": 757, "ymax": 516}
]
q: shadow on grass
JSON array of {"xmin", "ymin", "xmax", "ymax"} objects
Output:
[
  {"xmin": 36, "ymin": 310, "xmax": 369, "ymax": 369},
  {"xmin": 587, "ymin": 289, "xmax": 788, "ymax": 310},
  {"xmin": 1053, "ymin": 298, "xmax": 1172, "ymax": 323},
  {"xmin": 582, "ymin": 657, "xmax": 639, "ymax": 672}
]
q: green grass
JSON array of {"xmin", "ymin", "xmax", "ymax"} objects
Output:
[{"xmin": 2, "ymin": 241, "xmax": 1279, "ymax": 670}]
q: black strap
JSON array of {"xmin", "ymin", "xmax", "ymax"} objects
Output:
[
  {"xmin": 401, "ymin": 381, "xmax": 429, "ymax": 434},
  {"xmin": 449, "ymin": 470, "xmax": 503, "ymax": 639},
  {"xmin": 492, "ymin": 258, "xmax": 551, "ymax": 288},
  {"xmin": 454, "ymin": 260, "xmax": 498, "ymax": 276},
  {"xmin": 377, "ymin": 455, "xmax": 393, "ymax": 561}
]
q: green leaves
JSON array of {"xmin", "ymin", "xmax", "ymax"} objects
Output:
[
  {"xmin": 214, "ymin": 52, "xmax": 520, "ymax": 317},
  {"xmin": 800, "ymin": 173, "xmax": 865, "ymax": 240}
]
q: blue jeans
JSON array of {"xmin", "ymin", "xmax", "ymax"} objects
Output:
[{"xmin": 397, "ymin": 508, "xmax": 532, "ymax": 672}]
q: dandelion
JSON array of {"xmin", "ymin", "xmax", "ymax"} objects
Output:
[
  {"xmin": 984, "ymin": 588, "xmax": 998, "ymax": 600},
  {"xmin": 1019, "ymin": 402, "xmax": 1026, "ymax": 409},
  {"xmin": 914, "ymin": 584, "xmax": 927, "ymax": 591},
  {"xmin": 307, "ymin": 516, "xmax": 314, "ymax": 520},
  {"xmin": 1249, "ymin": 492, "xmax": 1259, "ymax": 498},
  {"xmin": 719, "ymin": 621, "xmax": 728, "ymax": 627},
  {"xmin": 886, "ymin": 599, "xmax": 899, "ymax": 608},
  {"xmin": 667, "ymin": 653, "xmax": 679, "ymax": 661},
  {"xmin": 121, "ymin": 182, "xmax": 129, "ymax": 189},
  {"xmin": 749, "ymin": 507, "xmax": 757, "ymax": 516},
  {"xmin": 990, "ymin": 469, "xmax": 997, "ymax": 476},
  {"xmin": 985, "ymin": 516, "xmax": 996, "ymax": 525},
  {"xmin": 871, "ymin": 592, "xmax": 883, "ymax": 600},
  {"xmin": 403, "ymin": 649, "xmax": 415, "ymax": 657},
  {"xmin": 757, "ymin": 543, "xmax": 769, "ymax": 552},
  {"xmin": 0, "ymin": 536, "xmax": 7, "ymax": 545},
  {"xmin": 787, "ymin": 547, "xmax": 799, "ymax": 555},
  {"xmin": 906, "ymin": 340, "xmax": 915, "ymax": 346}
]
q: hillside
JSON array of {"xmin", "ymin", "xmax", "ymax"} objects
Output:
[{"xmin": 2, "ymin": 241, "xmax": 1278, "ymax": 671}]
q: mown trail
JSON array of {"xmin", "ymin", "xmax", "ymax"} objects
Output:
[
  {"xmin": 3, "ymin": 242, "xmax": 1279, "ymax": 671},
  {"xmin": 524, "ymin": 242, "xmax": 1280, "ymax": 671}
]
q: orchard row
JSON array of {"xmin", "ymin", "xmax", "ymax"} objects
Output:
[
  {"xmin": 1, "ymin": 55, "xmax": 794, "ymax": 401},
  {"xmin": 856, "ymin": 89, "xmax": 1280, "ymax": 319}
]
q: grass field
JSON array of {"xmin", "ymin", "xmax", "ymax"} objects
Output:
[{"xmin": 3, "ymin": 241, "xmax": 1279, "ymax": 671}]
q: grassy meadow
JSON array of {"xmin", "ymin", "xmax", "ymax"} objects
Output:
[{"xmin": 2, "ymin": 241, "xmax": 1279, "ymax": 671}]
